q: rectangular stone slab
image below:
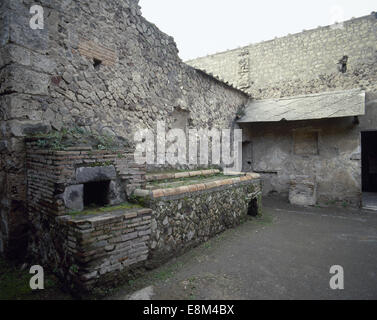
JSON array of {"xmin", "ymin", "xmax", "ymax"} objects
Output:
[{"xmin": 76, "ymin": 166, "xmax": 116, "ymax": 183}]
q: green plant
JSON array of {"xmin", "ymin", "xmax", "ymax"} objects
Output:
[
  {"xmin": 68, "ymin": 202, "xmax": 142, "ymax": 217},
  {"xmin": 69, "ymin": 264, "xmax": 79, "ymax": 274},
  {"xmin": 29, "ymin": 127, "xmax": 129, "ymax": 151}
]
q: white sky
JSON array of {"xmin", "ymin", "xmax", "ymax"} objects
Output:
[{"xmin": 139, "ymin": 0, "xmax": 376, "ymax": 61}]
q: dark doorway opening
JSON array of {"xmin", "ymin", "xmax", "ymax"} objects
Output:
[
  {"xmin": 247, "ymin": 198, "xmax": 259, "ymax": 217},
  {"xmin": 83, "ymin": 180, "xmax": 110, "ymax": 208},
  {"xmin": 361, "ymin": 131, "xmax": 377, "ymax": 192},
  {"xmin": 242, "ymin": 141, "xmax": 253, "ymax": 172}
]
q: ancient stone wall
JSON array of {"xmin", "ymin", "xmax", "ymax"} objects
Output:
[
  {"xmin": 26, "ymin": 144, "xmax": 152, "ymax": 291},
  {"xmin": 240, "ymin": 117, "xmax": 362, "ymax": 206},
  {"xmin": 29, "ymin": 203, "xmax": 153, "ymax": 292},
  {"xmin": 137, "ymin": 177, "xmax": 262, "ymax": 268},
  {"xmin": 188, "ymin": 14, "xmax": 377, "ymax": 205},
  {"xmin": 0, "ymin": 0, "xmax": 248, "ymax": 256},
  {"xmin": 187, "ymin": 14, "xmax": 377, "ymax": 99}
]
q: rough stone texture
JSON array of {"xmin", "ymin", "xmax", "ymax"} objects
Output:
[
  {"xmin": 29, "ymin": 206, "xmax": 152, "ymax": 292},
  {"xmin": 189, "ymin": 14, "xmax": 377, "ymax": 207},
  {"xmin": 141, "ymin": 179, "xmax": 262, "ymax": 267},
  {"xmin": 238, "ymin": 89, "xmax": 365, "ymax": 123},
  {"xmin": 26, "ymin": 143, "xmax": 151, "ymax": 292},
  {"xmin": 63, "ymin": 185, "xmax": 84, "ymax": 212},
  {"xmin": 26, "ymin": 142, "xmax": 145, "ymax": 217},
  {"xmin": 76, "ymin": 166, "xmax": 117, "ymax": 184},
  {"xmin": 187, "ymin": 14, "xmax": 377, "ymax": 99},
  {"xmin": 240, "ymin": 117, "xmax": 363, "ymax": 206},
  {"xmin": 289, "ymin": 175, "xmax": 317, "ymax": 206},
  {"xmin": 0, "ymin": 0, "xmax": 248, "ymax": 256}
]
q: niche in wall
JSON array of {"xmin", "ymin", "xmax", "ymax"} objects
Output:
[{"xmin": 293, "ymin": 129, "xmax": 319, "ymax": 155}]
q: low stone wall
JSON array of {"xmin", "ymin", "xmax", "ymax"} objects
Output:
[
  {"xmin": 145, "ymin": 169, "xmax": 220, "ymax": 182},
  {"xmin": 134, "ymin": 174, "xmax": 262, "ymax": 267},
  {"xmin": 26, "ymin": 144, "xmax": 151, "ymax": 291},
  {"xmin": 26, "ymin": 144, "xmax": 262, "ymax": 292},
  {"xmin": 29, "ymin": 206, "xmax": 152, "ymax": 292}
]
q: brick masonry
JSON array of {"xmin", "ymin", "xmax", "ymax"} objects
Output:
[
  {"xmin": 0, "ymin": 0, "xmax": 248, "ymax": 256},
  {"xmin": 29, "ymin": 205, "xmax": 152, "ymax": 292},
  {"xmin": 26, "ymin": 143, "xmax": 151, "ymax": 291},
  {"xmin": 134, "ymin": 173, "xmax": 262, "ymax": 267},
  {"xmin": 187, "ymin": 14, "xmax": 377, "ymax": 206}
]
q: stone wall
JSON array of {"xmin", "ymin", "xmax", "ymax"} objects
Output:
[
  {"xmin": 0, "ymin": 0, "xmax": 248, "ymax": 256},
  {"xmin": 187, "ymin": 14, "xmax": 377, "ymax": 99},
  {"xmin": 240, "ymin": 118, "xmax": 362, "ymax": 206},
  {"xmin": 26, "ymin": 144, "xmax": 152, "ymax": 291},
  {"xmin": 29, "ymin": 204, "xmax": 152, "ymax": 292},
  {"xmin": 25, "ymin": 142, "xmax": 146, "ymax": 216},
  {"xmin": 134, "ymin": 174, "xmax": 262, "ymax": 267},
  {"xmin": 188, "ymin": 14, "xmax": 377, "ymax": 205}
]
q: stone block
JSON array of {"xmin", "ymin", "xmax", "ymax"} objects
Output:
[
  {"xmin": 152, "ymin": 189, "xmax": 164, "ymax": 198},
  {"xmin": 76, "ymin": 166, "xmax": 116, "ymax": 183},
  {"xmin": 63, "ymin": 184, "xmax": 84, "ymax": 211},
  {"xmin": 289, "ymin": 175, "xmax": 317, "ymax": 206}
]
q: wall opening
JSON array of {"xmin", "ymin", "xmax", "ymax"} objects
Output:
[
  {"xmin": 83, "ymin": 181, "xmax": 110, "ymax": 208},
  {"xmin": 361, "ymin": 131, "xmax": 377, "ymax": 192},
  {"xmin": 247, "ymin": 198, "xmax": 258, "ymax": 217},
  {"xmin": 93, "ymin": 58, "xmax": 102, "ymax": 70},
  {"xmin": 242, "ymin": 141, "xmax": 253, "ymax": 172},
  {"xmin": 338, "ymin": 55, "xmax": 348, "ymax": 73}
]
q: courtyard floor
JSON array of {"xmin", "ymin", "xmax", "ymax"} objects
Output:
[
  {"xmin": 108, "ymin": 197, "xmax": 377, "ymax": 300},
  {"xmin": 1, "ymin": 197, "xmax": 376, "ymax": 300}
]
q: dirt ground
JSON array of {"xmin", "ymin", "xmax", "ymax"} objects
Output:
[
  {"xmin": 1, "ymin": 196, "xmax": 376, "ymax": 300},
  {"xmin": 108, "ymin": 197, "xmax": 377, "ymax": 300}
]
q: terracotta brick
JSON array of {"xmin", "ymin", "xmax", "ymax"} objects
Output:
[
  {"xmin": 215, "ymin": 180, "xmax": 225, "ymax": 187},
  {"xmin": 196, "ymin": 183, "xmax": 206, "ymax": 191},
  {"xmin": 232, "ymin": 177, "xmax": 241, "ymax": 184},
  {"xmin": 187, "ymin": 184, "xmax": 199, "ymax": 192},
  {"xmin": 189, "ymin": 171, "xmax": 202, "ymax": 177},
  {"xmin": 152, "ymin": 189, "xmax": 164, "ymax": 198},
  {"xmin": 205, "ymin": 181, "xmax": 218, "ymax": 189},
  {"xmin": 175, "ymin": 172, "xmax": 190, "ymax": 179},
  {"xmin": 163, "ymin": 188, "xmax": 177, "ymax": 197},
  {"xmin": 176, "ymin": 186, "xmax": 190, "ymax": 194}
]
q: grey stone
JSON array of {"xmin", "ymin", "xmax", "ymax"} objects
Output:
[
  {"xmin": 76, "ymin": 166, "xmax": 116, "ymax": 183},
  {"xmin": 128, "ymin": 286, "xmax": 154, "ymax": 300},
  {"xmin": 9, "ymin": 120, "xmax": 50, "ymax": 137},
  {"xmin": 63, "ymin": 184, "xmax": 84, "ymax": 211},
  {"xmin": 0, "ymin": 140, "xmax": 8, "ymax": 152},
  {"xmin": 289, "ymin": 175, "xmax": 317, "ymax": 206}
]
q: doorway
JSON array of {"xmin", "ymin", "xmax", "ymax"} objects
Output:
[
  {"xmin": 361, "ymin": 131, "xmax": 377, "ymax": 210},
  {"xmin": 242, "ymin": 141, "xmax": 253, "ymax": 172}
]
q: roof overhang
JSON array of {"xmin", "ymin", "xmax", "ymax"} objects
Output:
[{"xmin": 237, "ymin": 89, "xmax": 365, "ymax": 123}]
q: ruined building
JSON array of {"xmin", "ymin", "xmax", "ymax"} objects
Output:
[
  {"xmin": 0, "ymin": 0, "xmax": 376, "ymax": 291},
  {"xmin": 0, "ymin": 0, "xmax": 262, "ymax": 290},
  {"xmin": 188, "ymin": 13, "xmax": 377, "ymax": 208}
]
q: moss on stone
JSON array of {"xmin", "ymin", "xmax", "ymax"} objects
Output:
[
  {"xmin": 148, "ymin": 173, "xmax": 240, "ymax": 189},
  {"xmin": 28, "ymin": 126, "xmax": 130, "ymax": 151},
  {"xmin": 68, "ymin": 202, "xmax": 142, "ymax": 217}
]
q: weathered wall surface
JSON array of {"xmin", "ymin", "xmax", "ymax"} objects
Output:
[
  {"xmin": 187, "ymin": 14, "xmax": 377, "ymax": 99},
  {"xmin": 189, "ymin": 14, "xmax": 377, "ymax": 205},
  {"xmin": 143, "ymin": 178, "xmax": 262, "ymax": 267},
  {"xmin": 240, "ymin": 118, "xmax": 362, "ymax": 206},
  {"xmin": 0, "ymin": 0, "xmax": 248, "ymax": 256}
]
